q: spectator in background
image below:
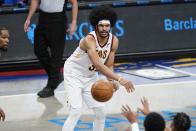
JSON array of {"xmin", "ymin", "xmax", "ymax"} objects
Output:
[
  {"xmin": 0, "ymin": 27, "xmax": 10, "ymax": 121},
  {"xmin": 24, "ymin": 0, "xmax": 78, "ymax": 98},
  {"xmin": 0, "ymin": 27, "xmax": 9, "ymax": 54}
]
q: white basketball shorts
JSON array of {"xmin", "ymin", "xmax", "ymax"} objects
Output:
[{"xmin": 64, "ymin": 68, "xmax": 104, "ymax": 109}]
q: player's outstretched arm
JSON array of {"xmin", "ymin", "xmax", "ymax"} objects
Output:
[
  {"xmin": 121, "ymin": 105, "xmax": 140, "ymax": 131},
  {"xmin": 81, "ymin": 35, "xmax": 135, "ymax": 93}
]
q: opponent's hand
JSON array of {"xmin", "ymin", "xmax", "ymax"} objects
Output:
[
  {"xmin": 121, "ymin": 104, "xmax": 138, "ymax": 123},
  {"xmin": 0, "ymin": 107, "xmax": 5, "ymax": 121},
  {"xmin": 138, "ymin": 97, "xmax": 150, "ymax": 115}
]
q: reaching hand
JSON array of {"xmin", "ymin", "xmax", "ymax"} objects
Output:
[
  {"xmin": 121, "ymin": 105, "xmax": 138, "ymax": 123},
  {"xmin": 138, "ymin": 97, "xmax": 150, "ymax": 115},
  {"xmin": 0, "ymin": 107, "xmax": 5, "ymax": 121}
]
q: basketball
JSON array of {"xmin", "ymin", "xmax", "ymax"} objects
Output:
[{"xmin": 91, "ymin": 79, "xmax": 114, "ymax": 102}]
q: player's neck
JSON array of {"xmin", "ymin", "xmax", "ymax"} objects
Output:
[{"xmin": 96, "ymin": 32, "xmax": 109, "ymax": 46}]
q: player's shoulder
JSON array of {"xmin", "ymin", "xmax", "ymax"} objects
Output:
[
  {"xmin": 111, "ymin": 34, "xmax": 119, "ymax": 43},
  {"xmin": 80, "ymin": 34, "xmax": 96, "ymax": 49},
  {"xmin": 84, "ymin": 33, "xmax": 96, "ymax": 43}
]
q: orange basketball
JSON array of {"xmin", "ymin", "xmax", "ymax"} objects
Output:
[{"xmin": 91, "ymin": 79, "xmax": 114, "ymax": 102}]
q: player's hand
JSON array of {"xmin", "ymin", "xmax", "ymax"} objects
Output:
[
  {"xmin": 121, "ymin": 104, "xmax": 138, "ymax": 123},
  {"xmin": 0, "ymin": 107, "xmax": 5, "ymax": 121},
  {"xmin": 24, "ymin": 19, "xmax": 31, "ymax": 32},
  {"xmin": 137, "ymin": 97, "xmax": 150, "ymax": 115},
  {"xmin": 109, "ymin": 80, "xmax": 119, "ymax": 92},
  {"xmin": 119, "ymin": 78, "xmax": 135, "ymax": 93}
]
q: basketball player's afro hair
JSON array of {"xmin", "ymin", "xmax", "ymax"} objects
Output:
[{"xmin": 89, "ymin": 5, "xmax": 118, "ymax": 28}]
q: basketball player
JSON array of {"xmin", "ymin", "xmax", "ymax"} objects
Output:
[{"xmin": 62, "ymin": 6, "xmax": 135, "ymax": 131}]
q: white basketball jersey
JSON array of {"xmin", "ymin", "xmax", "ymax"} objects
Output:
[{"xmin": 64, "ymin": 31, "xmax": 113, "ymax": 77}]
